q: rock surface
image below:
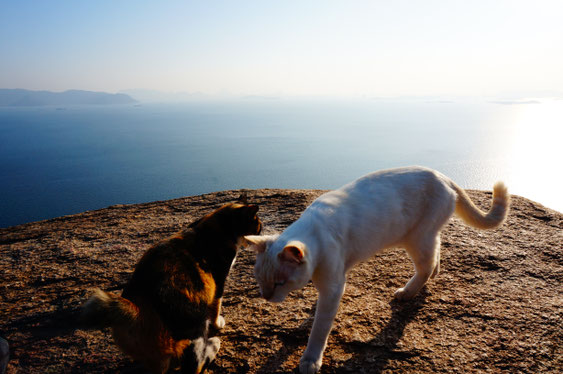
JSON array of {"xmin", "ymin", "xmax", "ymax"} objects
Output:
[{"xmin": 0, "ymin": 189, "xmax": 561, "ymax": 373}]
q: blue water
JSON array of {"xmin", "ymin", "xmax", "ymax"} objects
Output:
[{"xmin": 1, "ymin": 99, "xmax": 561, "ymax": 228}]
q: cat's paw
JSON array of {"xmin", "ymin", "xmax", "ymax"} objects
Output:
[
  {"xmin": 207, "ymin": 337, "xmax": 221, "ymax": 354},
  {"xmin": 213, "ymin": 315, "xmax": 225, "ymax": 330},
  {"xmin": 199, "ymin": 337, "xmax": 221, "ymax": 372},
  {"xmin": 299, "ymin": 357, "xmax": 322, "ymax": 374},
  {"xmin": 394, "ymin": 287, "xmax": 413, "ymax": 301}
]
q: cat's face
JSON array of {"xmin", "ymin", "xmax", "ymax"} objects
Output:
[{"xmin": 246, "ymin": 235, "xmax": 312, "ymax": 303}]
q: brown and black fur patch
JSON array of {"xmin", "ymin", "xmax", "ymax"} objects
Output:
[{"xmin": 80, "ymin": 200, "xmax": 261, "ymax": 373}]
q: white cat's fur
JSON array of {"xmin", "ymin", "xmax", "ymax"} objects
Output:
[{"xmin": 245, "ymin": 166, "xmax": 509, "ymax": 374}]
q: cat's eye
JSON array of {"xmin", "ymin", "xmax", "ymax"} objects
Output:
[{"xmin": 274, "ymin": 281, "xmax": 286, "ymax": 288}]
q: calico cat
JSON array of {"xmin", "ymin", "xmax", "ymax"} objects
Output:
[
  {"xmin": 245, "ymin": 166, "xmax": 509, "ymax": 374},
  {"xmin": 80, "ymin": 199, "xmax": 262, "ymax": 374}
]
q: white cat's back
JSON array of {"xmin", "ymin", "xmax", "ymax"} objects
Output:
[{"xmin": 302, "ymin": 166, "xmax": 456, "ymax": 264}]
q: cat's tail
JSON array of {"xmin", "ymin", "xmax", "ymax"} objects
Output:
[
  {"xmin": 452, "ymin": 181, "xmax": 510, "ymax": 229},
  {"xmin": 79, "ymin": 288, "xmax": 139, "ymax": 329}
]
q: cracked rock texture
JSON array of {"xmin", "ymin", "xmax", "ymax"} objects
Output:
[{"xmin": 0, "ymin": 189, "xmax": 561, "ymax": 373}]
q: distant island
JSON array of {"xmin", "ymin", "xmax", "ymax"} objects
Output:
[{"xmin": 0, "ymin": 89, "xmax": 137, "ymax": 106}]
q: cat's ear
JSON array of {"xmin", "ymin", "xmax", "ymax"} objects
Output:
[
  {"xmin": 246, "ymin": 204, "xmax": 259, "ymax": 215},
  {"xmin": 244, "ymin": 234, "xmax": 277, "ymax": 253},
  {"xmin": 278, "ymin": 241, "xmax": 306, "ymax": 265},
  {"xmin": 237, "ymin": 192, "xmax": 248, "ymax": 204}
]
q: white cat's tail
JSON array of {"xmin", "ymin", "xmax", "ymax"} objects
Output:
[{"xmin": 452, "ymin": 182, "xmax": 510, "ymax": 229}]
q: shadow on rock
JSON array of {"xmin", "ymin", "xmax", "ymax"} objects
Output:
[
  {"xmin": 256, "ymin": 307, "xmax": 316, "ymax": 374},
  {"xmin": 4, "ymin": 307, "xmax": 80, "ymax": 344},
  {"xmin": 336, "ymin": 290, "xmax": 428, "ymax": 373}
]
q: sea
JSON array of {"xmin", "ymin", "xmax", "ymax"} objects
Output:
[{"xmin": 1, "ymin": 98, "xmax": 562, "ymax": 228}]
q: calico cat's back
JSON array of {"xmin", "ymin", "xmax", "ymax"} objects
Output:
[
  {"xmin": 121, "ymin": 232, "xmax": 215, "ymax": 340},
  {"xmin": 124, "ymin": 229, "xmax": 207, "ymax": 299}
]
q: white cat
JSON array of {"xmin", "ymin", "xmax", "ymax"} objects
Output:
[{"xmin": 245, "ymin": 166, "xmax": 509, "ymax": 374}]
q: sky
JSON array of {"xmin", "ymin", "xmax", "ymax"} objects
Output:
[{"xmin": 1, "ymin": 0, "xmax": 563, "ymax": 97}]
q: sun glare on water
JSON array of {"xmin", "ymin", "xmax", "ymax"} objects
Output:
[{"xmin": 503, "ymin": 99, "xmax": 563, "ymax": 212}]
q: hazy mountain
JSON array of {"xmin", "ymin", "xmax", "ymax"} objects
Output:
[
  {"xmin": 120, "ymin": 89, "xmax": 206, "ymax": 103},
  {"xmin": 0, "ymin": 89, "xmax": 137, "ymax": 106}
]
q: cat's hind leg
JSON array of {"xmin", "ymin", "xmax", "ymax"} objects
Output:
[
  {"xmin": 396, "ymin": 185, "xmax": 454, "ymax": 300},
  {"xmin": 395, "ymin": 234, "xmax": 440, "ymax": 301}
]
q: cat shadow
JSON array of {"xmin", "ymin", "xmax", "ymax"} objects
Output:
[
  {"xmin": 336, "ymin": 290, "xmax": 428, "ymax": 373},
  {"xmin": 4, "ymin": 307, "xmax": 80, "ymax": 343},
  {"xmin": 255, "ymin": 305, "xmax": 317, "ymax": 374},
  {"xmin": 254, "ymin": 290, "xmax": 427, "ymax": 374},
  {"xmin": 7, "ymin": 307, "xmax": 162, "ymax": 373}
]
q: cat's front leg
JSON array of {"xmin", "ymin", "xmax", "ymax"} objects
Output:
[
  {"xmin": 300, "ymin": 282, "xmax": 345, "ymax": 374},
  {"xmin": 209, "ymin": 297, "xmax": 225, "ymax": 330},
  {"xmin": 181, "ymin": 336, "xmax": 221, "ymax": 374}
]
